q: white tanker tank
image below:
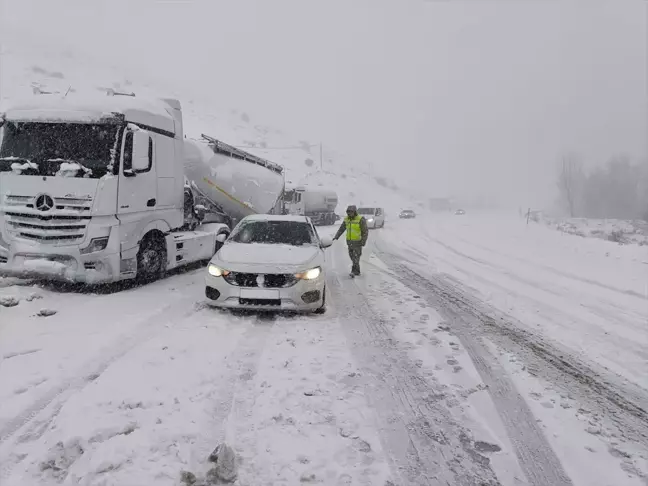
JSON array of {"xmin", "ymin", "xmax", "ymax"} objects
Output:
[
  {"xmin": 284, "ymin": 185, "xmax": 339, "ymax": 226},
  {"xmin": 183, "ymin": 134, "xmax": 285, "ymax": 227}
]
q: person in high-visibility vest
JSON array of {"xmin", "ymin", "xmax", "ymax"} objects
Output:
[{"xmin": 333, "ymin": 205, "xmax": 369, "ymax": 276}]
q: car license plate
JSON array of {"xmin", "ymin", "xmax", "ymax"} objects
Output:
[{"xmin": 240, "ymin": 288, "xmax": 280, "ymax": 300}]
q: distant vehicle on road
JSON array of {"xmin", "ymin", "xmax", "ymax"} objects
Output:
[
  {"xmin": 455, "ymin": 209, "xmax": 466, "ymax": 215},
  {"xmin": 204, "ymin": 215, "xmax": 331, "ymax": 313},
  {"xmin": 399, "ymin": 209, "xmax": 416, "ymax": 219},
  {"xmin": 358, "ymin": 207, "xmax": 385, "ymax": 228}
]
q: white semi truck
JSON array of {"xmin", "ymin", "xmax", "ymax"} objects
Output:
[
  {"xmin": 283, "ymin": 186, "xmax": 338, "ymax": 225},
  {"xmin": 0, "ymin": 92, "xmax": 285, "ymax": 284}
]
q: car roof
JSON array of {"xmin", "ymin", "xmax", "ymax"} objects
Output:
[{"xmin": 240, "ymin": 214, "xmax": 310, "ymax": 223}]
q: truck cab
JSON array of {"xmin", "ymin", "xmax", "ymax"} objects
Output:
[{"xmin": 0, "ymin": 93, "xmax": 221, "ymax": 284}]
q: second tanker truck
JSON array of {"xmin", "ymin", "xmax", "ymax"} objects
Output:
[
  {"xmin": 0, "ymin": 92, "xmax": 285, "ymax": 284},
  {"xmin": 283, "ymin": 185, "xmax": 339, "ymax": 225}
]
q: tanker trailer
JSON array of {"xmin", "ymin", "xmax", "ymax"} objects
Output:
[
  {"xmin": 183, "ymin": 134, "xmax": 285, "ymax": 228},
  {"xmin": 284, "ymin": 186, "xmax": 338, "ymax": 225}
]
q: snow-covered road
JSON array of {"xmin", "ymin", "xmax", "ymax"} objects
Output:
[{"xmin": 1, "ymin": 214, "xmax": 646, "ymax": 485}]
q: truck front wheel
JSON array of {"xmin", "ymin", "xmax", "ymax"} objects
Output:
[{"xmin": 137, "ymin": 234, "xmax": 167, "ymax": 281}]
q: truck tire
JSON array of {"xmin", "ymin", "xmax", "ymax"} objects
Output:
[{"xmin": 137, "ymin": 233, "xmax": 167, "ymax": 281}]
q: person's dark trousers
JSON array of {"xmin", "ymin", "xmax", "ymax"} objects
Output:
[{"xmin": 348, "ymin": 242, "xmax": 363, "ymax": 275}]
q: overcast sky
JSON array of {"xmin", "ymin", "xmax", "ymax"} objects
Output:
[{"xmin": 1, "ymin": 0, "xmax": 645, "ymax": 206}]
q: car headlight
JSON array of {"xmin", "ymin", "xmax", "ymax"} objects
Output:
[
  {"xmin": 295, "ymin": 267, "xmax": 321, "ymax": 280},
  {"xmin": 208, "ymin": 264, "xmax": 230, "ymax": 277},
  {"xmin": 80, "ymin": 236, "xmax": 110, "ymax": 255},
  {"xmin": 367, "ymin": 218, "xmax": 374, "ymax": 222}
]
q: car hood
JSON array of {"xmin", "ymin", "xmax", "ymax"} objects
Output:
[{"xmin": 213, "ymin": 242, "xmax": 321, "ymax": 272}]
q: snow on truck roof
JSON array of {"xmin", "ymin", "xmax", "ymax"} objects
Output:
[{"xmin": 2, "ymin": 94, "xmax": 178, "ymax": 134}]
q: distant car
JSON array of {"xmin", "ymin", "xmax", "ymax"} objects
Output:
[
  {"xmin": 399, "ymin": 209, "xmax": 416, "ymax": 219},
  {"xmin": 204, "ymin": 215, "xmax": 331, "ymax": 313},
  {"xmin": 358, "ymin": 207, "xmax": 385, "ymax": 228},
  {"xmin": 455, "ymin": 209, "xmax": 465, "ymax": 215}
]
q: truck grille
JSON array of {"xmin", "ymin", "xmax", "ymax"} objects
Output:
[
  {"xmin": 224, "ymin": 272, "xmax": 296, "ymax": 288},
  {"xmin": 2, "ymin": 195, "xmax": 92, "ymax": 245}
]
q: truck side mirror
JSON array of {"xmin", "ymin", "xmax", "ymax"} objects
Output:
[
  {"xmin": 194, "ymin": 204, "xmax": 206, "ymax": 221},
  {"xmin": 132, "ymin": 131, "xmax": 152, "ymax": 173}
]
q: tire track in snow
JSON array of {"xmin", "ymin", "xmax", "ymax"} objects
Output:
[
  {"xmin": 415, "ymin": 251, "xmax": 648, "ymax": 366},
  {"xmin": 208, "ymin": 315, "xmax": 275, "ymax": 448},
  {"xmin": 375, "ymin": 250, "xmax": 573, "ymax": 486},
  {"xmin": 426, "ymin": 228, "xmax": 645, "ymax": 301},
  {"xmin": 376, "ymin": 247, "xmax": 647, "ymax": 486},
  {"xmin": 380, "ymin": 247, "xmax": 648, "ymax": 433},
  {"xmin": 328, "ymin": 270, "xmax": 502, "ymax": 485},
  {"xmin": 0, "ymin": 294, "xmax": 206, "ymax": 480}
]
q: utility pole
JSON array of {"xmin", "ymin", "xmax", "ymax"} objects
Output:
[{"xmin": 320, "ymin": 142, "xmax": 323, "ymax": 171}]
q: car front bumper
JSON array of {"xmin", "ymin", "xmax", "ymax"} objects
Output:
[{"xmin": 204, "ymin": 273, "xmax": 325, "ymax": 312}]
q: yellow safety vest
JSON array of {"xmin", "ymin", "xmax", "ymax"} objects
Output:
[{"xmin": 344, "ymin": 215, "xmax": 363, "ymax": 241}]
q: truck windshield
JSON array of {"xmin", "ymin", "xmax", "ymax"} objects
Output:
[
  {"xmin": 229, "ymin": 220, "xmax": 316, "ymax": 246},
  {"xmin": 0, "ymin": 121, "xmax": 121, "ymax": 178},
  {"xmin": 358, "ymin": 208, "xmax": 376, "ymax": 215}
]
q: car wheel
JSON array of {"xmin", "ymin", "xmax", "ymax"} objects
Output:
[{"xmin": 313, "ymin": 286, "xmax": 326, "ymax": 314}]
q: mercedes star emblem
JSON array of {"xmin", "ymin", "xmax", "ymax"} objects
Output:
[{"xmin": 35, "ymin": 194, "xmax": 54, "ymax": 212}]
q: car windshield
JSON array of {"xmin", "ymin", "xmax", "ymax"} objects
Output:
[
  {"xmin": 0, "ymin": 121, "xmax": 121, "ymax": 178},
  {"xmin": 228, "ymin": 220, "xmax": 316, "ymax": 246},
  {"xmin": 357, "ymin": 207, "xmax": 376, "ymax": 215}
]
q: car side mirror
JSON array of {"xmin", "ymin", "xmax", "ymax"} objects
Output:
[
  {"xmin": 320, "ymin": 236, "xmax": 333, "ymax": 248},
  {"xmin": 215, "ymin": 233, "xmax": 228, "ymax": 244},
  {"xmin": 132, "ymin": 131, "xmax": 151, "ymax": 172}
]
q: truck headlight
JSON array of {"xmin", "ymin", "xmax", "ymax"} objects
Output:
[
  {"xmin": 208, "ymin": 264, "xmax": 230, "ymax": 277},
  {"xmin": 80, "ymin": 236, "xmax": 110, "ymax": 254},
  {"xmin": 295, "ymin": 267, "xmax": 321, "ymax": 280}
]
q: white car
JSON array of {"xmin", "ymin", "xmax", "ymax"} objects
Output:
[
  {"xmin": 358, "ymin": 207, "xmax": 385, "ymax": 228},
  {"xmin": 204, "ymin": 215, "xmax": 332, "ymax": 313}
]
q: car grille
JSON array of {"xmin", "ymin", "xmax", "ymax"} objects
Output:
[
  {"xmin": 224, "ymin": 272, "xmax": 297, "ymax": 288},
  {"xmin": 239, "ymin": 298, "xmax": 281, "ymax": 306},
  {"xmin": 2, "ymin": 195, "xmax": 92, "ymax": 245}
]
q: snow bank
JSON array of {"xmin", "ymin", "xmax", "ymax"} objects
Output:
[{"xmin": 540, "ymin": 215, "xmax": 648, "ymax": 246}]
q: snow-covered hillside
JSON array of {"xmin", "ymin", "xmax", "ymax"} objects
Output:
[{"xmin": 0, "ymin": 40, "xmax": 421, "ymax": 216}]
